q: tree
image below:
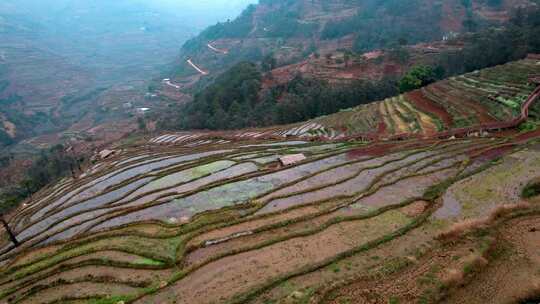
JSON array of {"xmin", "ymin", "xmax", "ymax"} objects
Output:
[
  {"xmin": 398, "ymin": 65, "xmax": 437, "ymax": 93},
  {"xmin": 343, "ymin": 53, "xmax": 351, "ymax": 67},
  {"xmin": 0, "ymin": 199, "xmax": 19, "ymax": 247},
  {"xmin": 261, "ymin": 54, "xmax": 277, "ymax": 72},
  {"xmin": 0, "ymin": 215, "xmax": 18, "ymax": 247},
  {"xmin": 0, "ymin": 144, "xmax": 82, "ymax": 223},
  {"xmin": 463, "ymin": 16, "xmax": 478, "ymax": 32},
  {"xmin": 433, "ymin": 66, "xmax": 446, "ymax": 79},
  {"xmin": 21, "ymin": 179, "xmax": 35, "ymax": 199},
  {"xmin": 389, "ymin": 47, "xmax": 411, "ymax": 64},
  {"xmin": 137, "ymin": 117, "xmax": 146, "ymax": 131},
  {"xmin": 398, "ymin": 37, "xmax": 408, "ymax": 46},
  {"xmin": 228, "ymin": 101, "xmax": 248, "ymax": 129}
]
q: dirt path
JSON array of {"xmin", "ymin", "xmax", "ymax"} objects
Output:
[
  {"xmin": 187, "ymin": 59, "xmax": 209, "ymax": 75},
  {"xmin": 207, "ymin": 43, "xmax": 228, "ymax": 54},
  {"xmin": 163, "ymin": 79, "xmax": 180, "ymax": 89}
]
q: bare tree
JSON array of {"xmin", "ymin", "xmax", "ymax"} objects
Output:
[{"xmin": 0, "ymin": 216, "xmax": 19, "ymax": 247}]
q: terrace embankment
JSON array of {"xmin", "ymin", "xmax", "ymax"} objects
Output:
[
  {"xmin": 0, "ymin": 129, "xmax": 537, "ymax": 304},
  {"xmin": 0, "ymin": 59, "xmax": 540, "ymax": 304},
  {"xmin": 150, "ymin": 57, "xmax": 540, "ymax": 146}
]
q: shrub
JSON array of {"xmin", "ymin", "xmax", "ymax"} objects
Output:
[
  {"xmin": 398, "ymin": 65, "xmax": 438, "ymax": 93},
  {"xmin": 522, "ymin": 180, "xmax": 540, "ymax": 199},
  {"xmin": 518, "ymin": 121, "xmax": 538, "ymax": 133}
]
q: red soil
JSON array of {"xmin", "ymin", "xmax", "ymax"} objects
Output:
[
  {"xmin": 469, "ymin": 144, "xmax": 516, "ymax": 162},
  {"xmin": 377, "ymin": 121, "xmax": 387, "ymax": 135},
  {"xmin": 442, "ymin": 87, "xmax": 498, "ymax": 124},
  {"xmin": 428, "ymin": 83, "xmax": 471, "ymax": 118},
  {"xmin": 346, "ymin": 143, "xmax": 397, "ymax": 158},
  {"xmin": 406, "ymin": 90, "xmax": 453, "ymax": 127},
  {"xmin": 491, "ymin": 129, "xmax": 519, "ymax": 138},
  {"xmin": 464, "ymin": 101, "xmax": 498, "ymax": 124},
  {"xmin": 262, "ymin": 61, "xmax": 309, "ymax": 90},
  {"xmin": 346, "ymin": 137, "xmax": 443, "ymax": 159},
  {"xmin": 383, "ymin": 64, "xmax": 401, "ymax": 75},
  {"xmin": 514, "ymin": 129, "xmax": 540, "ymax": 142}
]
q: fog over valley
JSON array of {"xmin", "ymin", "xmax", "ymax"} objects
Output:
[{"xmin": 0, "ymin": 0, "xmax": 256, "ymax": 152}]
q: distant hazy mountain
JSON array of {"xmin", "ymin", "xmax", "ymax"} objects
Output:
[
  {"xmin": 0, "ymin": 0, "xmax": 257, "ymax": 30},
  {"xmin": 0, "ymin": 0, "xmax": 256, "ymax": 146},
  {"xmin": 0, "ymin": 0, "xmax": 257, "ymax": 80}
]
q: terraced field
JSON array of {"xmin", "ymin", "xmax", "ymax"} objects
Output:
[
  {"xmin": 0, "ymin": 131, "xmax": 539, "ymax": 304},
  {"xmin": 315, "ymin": 57, "xmax": 540, "ymax": 140},
  {"xmin": 153, "ymin": 57, "xmax": 540, "ymax": 145},
  {"xmin": 1, "ymin": 59, "xmax": 540, "ymax": 304}
]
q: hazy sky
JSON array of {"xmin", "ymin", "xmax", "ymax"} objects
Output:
[
  {"xmin": 148, "ymin": 0, "xmax": 257, "ymax": 27},
  {"xmin": 152, "ymin": 0, "xmax": 255, "ymax": 9},
  {"xmin": 2, "ymin": 0, "xmax": 258, "ymax": 30}
]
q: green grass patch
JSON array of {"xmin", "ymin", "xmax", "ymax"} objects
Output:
[
  {"xmin": 519, "ymin": 121, "xmax": 539, "ymax": 133},
  {"xmin": 388, "ymin": 296, "xmax": 400, "ymax": 304},
  {"xmin": 331, "ymin": 263, "xmax": 341, "ymax": 273},
  {"xmin": 522, "ymin": 180, "xmax": 540, "ymax": 199},
  {"xmin": 134, "ymin": 257, "xmax": 165, "ymax": 266}
]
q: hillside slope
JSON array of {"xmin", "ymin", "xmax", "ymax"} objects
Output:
[
  {"xmin": 166, "ymin": 0, "xmax": 533, "ymax": 85},
  {"xmin": 0, "ymin": 57, "xmax": 539, "ymax": 304},
  {"xmin": 158, "ymin": 55, "xmax": 540, "ymax": 141},
  {"xmin": 313, "ymin": 56, "xmax": 540, "ymax": 139}
]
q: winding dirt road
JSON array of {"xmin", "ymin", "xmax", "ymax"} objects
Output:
[
  {"xmin": 187, "ymin": 59, "xmax": 209, "ymax": 75},
  {"xmin": 207, "ymin": 43, "xmax": 228, "ymax": 55}
]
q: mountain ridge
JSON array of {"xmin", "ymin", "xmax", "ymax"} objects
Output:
[{"xmin": 167, "ymin": 0, "xmax": 534, "ymax": 83}]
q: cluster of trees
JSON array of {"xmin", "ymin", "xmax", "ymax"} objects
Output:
[
  {"xmin": 398, "ymin": 65, "xmax": 444, "ymax": 93},
  {"xmin": 435, "ymin": 8, "xmax": 540, "ymax": 76},
  {"xmin": 261, "ymin": 76, "xmax": 398, "ymax": 125},
  {"xmin": 398, "ymin": 7, "xmax": 540, "ymax": 93},
  {"xmin": 164, "ymin": 5, "xmax": 540, "ymax": 131},
  {"xmin": 257, "ymin": 2, "xmax": 317, "ymax": 39},
  {"xmin": 160, "ymin": 61, "xmax": 398, "ymax": 130},
  {"xmin": 171, "ymin": 62, "xmax": 262, "ymax": 130},
  {"xmin": 0, "ymin": 130, "xmax": 13, "ymax": 147},
  {"xmin": 0, "ymin": 145, "xmax": 82, "ymax": 215},
  {"xmin": 321, "ymin": 0, "xmax": 506, "ymax": 53},
  {"xmin": 321, "ymin": 0, "xmax": 444, "ymax": 52},
  {"xmin": 181, "ymin": 0, "xmax": 508, "ymax": 54}
]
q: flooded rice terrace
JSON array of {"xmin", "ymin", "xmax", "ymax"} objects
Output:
[{"xmin": 0, "ymin": 135, "xmax": 539, "ymax": 304}]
